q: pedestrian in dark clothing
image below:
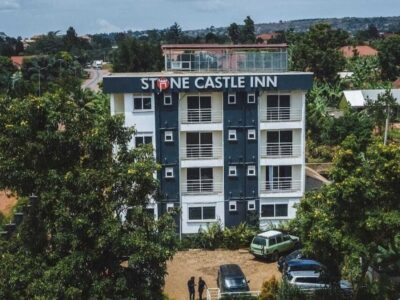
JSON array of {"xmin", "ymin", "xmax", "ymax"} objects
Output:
[
  {"xmin": 198, "ymin": 277, "xmax": 207, "ymax": 300},
  {"xmin": 187, "ymin": 276, "xmax": 195, "ymax": 300}
]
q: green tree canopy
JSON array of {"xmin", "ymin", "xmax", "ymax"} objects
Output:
[
  {"xmin": 290, "ymin": 23, "xmax": 348, "ymax": 82},
  {"xmin": 293, "ymin": 140, "xmax": 400, "ymax": 298},
  {"xmin": 228, "ymin": 22, "xmax": 240, "ymax": 44},
  {"xmin": 0, "ymin": 91, "xmax": 178, "ymax": 299},
  {"xmin": 378, "ymin": 34, "xmax": 400, "ymax": 80}
]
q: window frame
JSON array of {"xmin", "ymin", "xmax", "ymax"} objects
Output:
[
  {"xmin": 247, "ymin": 165, "xmax": 256, "ymax": 176},
  {"xmin": 247, "ymin": 93, "xmax": 256, "ymax": 104},
  {"xmin": 228, "ymin": 93, "xmax": 236, "ymax": 104},
  {"xmin": 229, "ymin": 201, "xmax": 237, "ymax": 212},
  {"xmin": 166, "ymin": 203, "xmax": 174, "ymax": 212},
  {"xmin": 247, "ymin": 200, "xmax": 256, "ymax": 211},
  {"xmin": 228, "ymin": 129, "xmax": 237, "ymax": 141},
  {"xmin": 228, "ymin": 166, "xmax": 237, "ymax": 177},
  {"xmin": 164, "ymin": 94, "xmax": 172, "ymax": 105},
  {"xmin": 165, "ymin": 167, "xmax": 174, "ymax": 178},
  {"xmin": 188, "ymin": 205, "xmax": 216, "ymax": 221},
  {"xmin": 247, "ymin": 129, "xmax": 256, "ymax": 140},
  {"xmin": 164, "ymin": 131, "xmax": 174, "ymax": 142},
  {"xmin": 135, "ymin": 135, "xmax": 152, "ymax": 147},
  {"xmin": 260, "ymin": 203, "xmax": 289, "ymax": 218},
  {"xmin": 133, "ymin": 94, "xmax": 153, "ymax": 111}
]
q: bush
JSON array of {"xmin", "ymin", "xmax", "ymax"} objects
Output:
[
  {"xmin": 276, "ymin": 280, "xmax": 307, "ymax": 300},
  {"xmin": 0, "ymin": 212, "xmax": 5, "ymax": 228},
  {"xmin": 259, "ymin": 276, "xmax": 279, "ymax": 300},
  {"xmin": 197, "ymin": 222, "xmax": 224, "ymax": 249},
  {"xmin": 223, "ymin": 223, "xmax": 258, "ymax": 250}
]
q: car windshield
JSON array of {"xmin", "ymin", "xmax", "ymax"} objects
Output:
[
  {"xmin": 252, "ymin": 236, "xmax": 266, "ymax": 246},
  {"xmin": 290, "ymin": 264, "xmax": 320, "ymax": 272},
  {"xmin": 224, "ymin": 277, "xmax": 247, "ymax": 288}
]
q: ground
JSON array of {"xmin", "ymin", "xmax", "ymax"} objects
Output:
[{"xmin": 164, "ymin": 249, "xmax": 281, "ymax": 300}]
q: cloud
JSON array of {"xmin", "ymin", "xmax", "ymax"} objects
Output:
[
  {"xmin": 166, "ymin": 0, "xmax": 228, "ymax": 12},
  {"xmin": 96, "ymin": 19, "xmax": 121, "ymax": 33},
  {"xmin": 0, "ymin": 0, "xmax": 20, "ymax": 10}
]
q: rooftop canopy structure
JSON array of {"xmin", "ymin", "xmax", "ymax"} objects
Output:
[{"xmin": 162, "ymin": 44, "xmax": 288, "ymax": 73}]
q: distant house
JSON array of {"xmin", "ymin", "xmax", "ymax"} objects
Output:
[
  {"xmin": 340, "ymin": 45, "xmax": 378, "ymax": 58},
  {"xmin": 10, "ymin": 56, "xmax": 24, "ymax": 69},
  {"xmin": 343, "ymin": 89, "xmax": 400, "ymax": 108},
  {"xmin": 256, "ymin": 33, "xmax": 279, "ymax": 43}
]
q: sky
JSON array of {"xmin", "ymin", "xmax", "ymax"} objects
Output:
[{"xmin": 0, "ymin": 0, "xmax": 399, "ymax": 37}]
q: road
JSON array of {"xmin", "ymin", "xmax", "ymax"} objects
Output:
[{"xmin": 82, "ymin": 68, "xmax": 109, "ymax": 92}]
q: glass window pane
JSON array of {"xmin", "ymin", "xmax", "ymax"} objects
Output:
[
  {"xmin": 143, "ymin": 97, "xmax": 152, "ymax": 109},
  {"xmin": 134, "ymin": 98, "xmax": 142, "ymax": 110},
  {"xmin": 135, "ymin": 136, "xmax": 144, "ymax": 146},
  {"xmin": 280, "ymin": 95, "xmax": 290, "ymax": 107},
  {"xmin": 203, "ymin": 206, "xmax": 215, "ymax": 220},
  {"xmin": 144, "ymin": 136, "xmax": 152, "ymax": 144},
  {"xmin": 189, "ymin": 207, "xmax": 202, "ymax": 220},
  {"xmin": 261, "ymin": 204, "xmax": 274, "ymax": 217},
  {"xmin": 275, "ymin": 204, "xmax": 288, "ymax": 217}
]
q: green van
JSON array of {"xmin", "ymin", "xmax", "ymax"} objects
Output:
[{"xmin": 250, "ymin": 230, "xmax": 299, "ymax": 261}]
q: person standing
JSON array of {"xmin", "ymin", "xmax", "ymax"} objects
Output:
[
  {"xmin": 198, "ymin": 277, "xmax": 207, "ymax": 300},
  {"xmin": 187, "ymin": 276, "xmax": 195, "ymax": 300}
]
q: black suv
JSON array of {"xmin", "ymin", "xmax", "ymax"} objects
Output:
[{"xmin": 217, "ymin": 264, "xmax": 250, "ymax": 294}]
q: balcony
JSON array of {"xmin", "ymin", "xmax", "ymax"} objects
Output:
[
  {"xmin": 182, "ymin": 179, "xmax": 223, "ymax": 194},
  {"xmin": 180, "ymin": 108, "xmax": 223, "ymax": 124},
  {"xmin": 261, "ymin": 143, "xmax": 301, "ymax": 158},
  {"xmin": 180, "ymin": 144, "xmax": 223, "ymax": 160},
  {"xmin": 260, "ymin": 107, "xmax": 302, "ymax": 122},
  {"xmin": 260, "ymin": 178, "xmax": 302, "ymax": 194}
]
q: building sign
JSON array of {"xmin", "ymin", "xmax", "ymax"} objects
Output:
[
  {"xmin": 103, "ymin": 73, "xmax": 313, "ymax": 93},
  {"xmin": 141, "ymin": 75, "xmax": 277, "ymax": 91}
]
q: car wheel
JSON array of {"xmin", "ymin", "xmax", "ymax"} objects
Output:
[{"xmin": 272, "ymin": 251, "xmax": 279, "ymax": 261}]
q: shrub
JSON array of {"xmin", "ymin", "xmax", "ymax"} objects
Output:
[
  {"xmin": 276, "ymin": 280, "xmax": 307, "ymax": 300},
  {"xmin": 259, "ymin": 276, "xmax": 279, "ymax": 300},
  {"xmin": 0, "ymin": 212, "xmax": 5, "ymax": 228},
  {"xmin": 197, "ymin": 222, "xmax": 224, "ymax": 249},
  {"xmin": 223, "ymin": 223, "xmax": 258, "ymax": 249}
]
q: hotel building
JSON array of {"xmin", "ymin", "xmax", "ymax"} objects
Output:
[{"xmin": 103, "ymin": 44, "xmax": 313, "ymax": 234}]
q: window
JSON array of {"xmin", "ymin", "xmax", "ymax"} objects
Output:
[
  {"xmin": 165, "ymin": 131, "xmax": 173, "ymax": 142},
  {"xmin": 166, "ymin": 203, "xmax": 174, "ymax": 212},
  {"xmin": 229, "ymin": 201, "xmax": 237, "ymax": 211},
  {"xmin": 188, "ymin": 206, "xmax": 216, "ymax": 220},
  {"xmin": 186, "ymin": 132, "xmax": 212, "ymax": 158},
  {"xmin": 228, "ymin": 93, "xmax": 236, "ymax": 104},
  {"xmin": 266, "ymin": 131, "xmax": 293, "ymax": 156},
  {"xmin": 269, "ymin": 237, "xmax": 277, "ymax": 246},
  {"xmin": 164, "ymin": 94, "xmax": 172, "ymax": 105},
  {"xmin": 133, "ymin": 95, "xmax": 152, "ymax": 110},
  {"xmin": 276, "ymin": 235, "xmax": 283, "ymax": 244},
  {"xmin": 135, "ymin": 135, "xmax": 152, "ymax": 147},
  {"xmin": 145, "ymin": 208, "xmax": 155, "ymax": 217},
  {"xmin": 187, "ymin": 96, "xmax": 211, "ymax": 122},
  {"xmin": 261, "ymin": 203, "xmax": 288, "ymax": 218},
  {"xmin": 248, "ymin": 129, "xmax": 256, "ymax": 140},
  {"xmin": 228, "ymin": 166, "xmax": 237, "ymax": 177},
  {"xmin": 228, "ymin": 130, "xmax": 237, "ymax": 141},
  {"xmin": 165, "ymin": 167, "xmax": 174, "ymax": 178},
  {"xmin": 247, "ymin": 200, "xmax": 256, "ymax": 211},
  {"xmin": 187, "ymin": 168, "xmax": 213, "ymax": 192},
  {"xmin": 266, "ymin": 94, "xmax": 290, "ymax": 120},
  {"xmin": 247, "ymin": 165, "xmax": 256, "ymax": 176},
  {"xmin": 247, "ymin": 93, "xmax": 256, "ymax": 104},
  {"xmin": 266, "ymin": 165, "xmax": 292, "ymax": 190}
]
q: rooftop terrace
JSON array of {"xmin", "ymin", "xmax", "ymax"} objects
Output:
[{"xmin": 162, "ymin": 44, "xmax": 288, "ymax": 73}]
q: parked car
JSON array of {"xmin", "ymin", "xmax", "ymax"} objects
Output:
[
  {"xmin": 278, "ymin": 249, "xmax": 307, "ymax": 272},
  {"xmin": 284, "ymin": 270, "xmax": 352, "ymax": 293},
  {"xmin": 249, "ymin": 230, "xmax": 300, "ymax": 261},
  {"xmin": 217, "ymin": 264, "xmax": 250, "ymax": 294},
  {"xmin": 284, "ymin": 259, "xmax": 323, "ymax": 274}
]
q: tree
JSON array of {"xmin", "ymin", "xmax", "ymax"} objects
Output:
[
  {"xmin": 240, "ymin": 16, "xmax": 256, "ymax": 44},
  {"xmin": 0, "ymin": 56, "xmax": 16, "ymax": 93},
  {"xmin": 292, "ymin": 140, "xmax": 400, "ymax": 298},
  {"xmin": 0, "ymin": 91, "xmax": 178, "ymax": 299},
  {"xmin": 228, "ymin": 22, "xmax": 240, "ymax": 44},
  {"xmin": 378, "ymin": 34, "xmax": 400, "ymax": 80},
  {"xmin": 165, "ymin": 22, "xmax": 183, "ymax": 44},
  {"xmin": 290, "ymin": 23, "xmax": 348, "ymax": 82}
]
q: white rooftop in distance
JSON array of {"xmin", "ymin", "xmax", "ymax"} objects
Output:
[{"xmin": 343, "ymin": 89, "xmax": 400, "ymax": 107}]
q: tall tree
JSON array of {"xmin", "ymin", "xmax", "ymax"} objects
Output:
[
  {"xmin": 290, "ymin": 23, "xmax": 348, "ymax": 82},
  {"xmin": 0, "ymin": 91, "xmax": 178, "ymax": 299},
  {"xmin": 240, "ymin": 16, "xmax": 256, "ymax": 44},
  {"xmin": 165, "ymin": 22, "xmax": 183, "ymax": 44},
  {"xmin": 293, "ymin": 140, "xmax": 400, "ymax": 299},
  {"xmin": 228, "ymin": 22, "xmax": 240, "ymax": 44},
  {"xmin": 378, "ymin": 34, "xmax": 400, "ymax": 81}
]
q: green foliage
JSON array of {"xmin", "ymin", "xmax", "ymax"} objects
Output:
[
  {"xmin": 112, "ymin": 35, "xmax": 163, "ymax": 72},
  {"xmin": 0, "ymin": 90, "xmax": 178, "ymax": 299},
  {"xmin": 344, "ymin": 56, "xmax": 382, "ymax": 89},
  {"xmin": 0, "ymin": 35, "xmax": 24, "ymax": 56},
  {"xmin": 259, "ymin": 276, "xmax": 279, "ymax": 300},
  {"xmin": 228, "ymin": 23, "xmax": 241, "ymax": 44},
  {"xmin": 292, "ymin": 142, "xmax": 400, "ymax": 298},
  {"xmin": 0, "ymin": 56, "xmax": 17, "ymax": 93},
  {"xmin": 228, "ymin": 16, "xmax": 256, "ymax": 44},
  {"xmin": 223, "ymin": 223, "xmax": 258, "ymax": 250},
  {"xmin": 291, "ymin": 23, "xmax": 348, "ymax": 82},
  {"xmin": 197, "ymin": 222, "xmax": 224, "ymax": 249},
  {"xmin": 378, "ymin": 34, "xmax": 400, "ymax": 80},
  {"xmin": 275, "ymin": 280, "xmax": 307, "ymax": 300},
  {"xmin": 0, "ymin": 212, "xmax": 5, "ymax": 227}
]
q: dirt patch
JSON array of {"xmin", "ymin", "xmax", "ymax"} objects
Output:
[
  {"xmin": 164, "ymin": 249, "xmax": 281, "ymax": 300},
  {"xmin": 0, "ymin": 190, "xmax": 17, "ymax": 216}
]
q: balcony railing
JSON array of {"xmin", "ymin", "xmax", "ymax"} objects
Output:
[
  {"xmin": 260, "ymin": 178, "xmax": 302, "ymax": 194},
  {"xmin": 182, "ymin": 179, "xmax": 222, "ymax": 194},
  {"xmin": 180, "ymin": 109, "xmax": 223, "ymax": 124},
  {"xmin": 180, "ymin": 145, "xmax": 223, "ymax": 160},
  {"xmin": 260, "ymin": 107, "xmax": 302, "ymax": 122},
  {"xmin": 261, "ymin": 143, "xmax": 301, "ymax": 158}
]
